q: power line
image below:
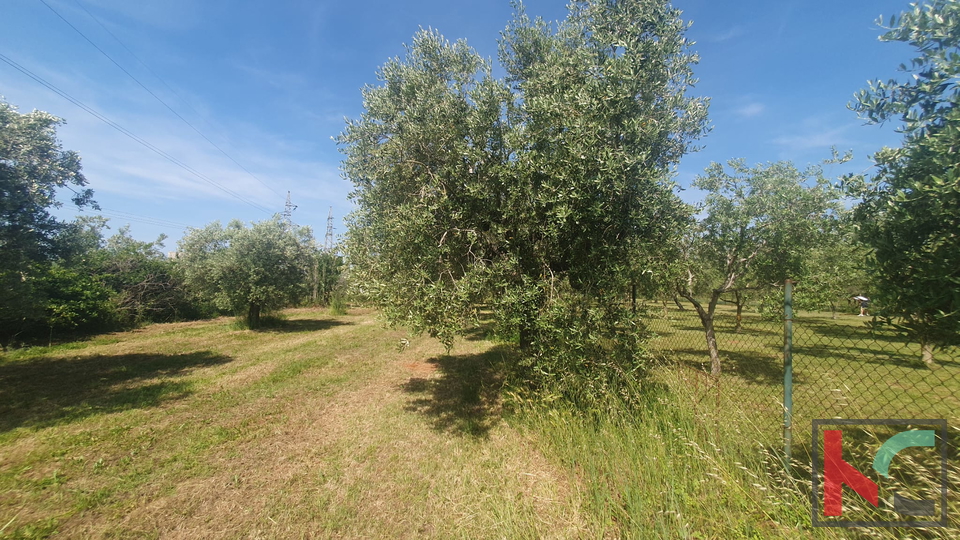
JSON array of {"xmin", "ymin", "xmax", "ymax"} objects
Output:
[
  {"xmin": 60, "ymin": 185, "xmax": 193, "ymax": 230},
  {"xmin": 40, "ymin": 0, "xmax": 287, "ymax": 201},
  {"xmin": 69, "ymin": 0, "xmax": 210, "ymax": 121},
  {"xmin": 0, "ymin": 52, "xmax": 273, "ymax": 214},
  {"xmin": 96, "ymin": 211, "xmax": 190, "ymax": 231},
  {"xmin": 96, "ymin": 208, "xmax": 193, "ymax": 230}
]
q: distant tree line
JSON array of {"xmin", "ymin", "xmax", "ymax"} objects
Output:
[{"xmin": 0, "ymin": 99, "xmax": 341, "ymax": 349}]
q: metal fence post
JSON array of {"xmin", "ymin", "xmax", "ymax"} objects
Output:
[{"xmin": 783, "ymin": 279, "xmax": 794, "ymax": 473}]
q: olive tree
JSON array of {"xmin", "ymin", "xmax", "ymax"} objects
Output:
[
  {"xmin": 793, "ymin": 220, "xmax": 870, "ymax": 319},
  {"xmin": 178, "ymin": 217, "xmax": 311, "ymax": 328},
  {"xmin": 340, "ymin": 0, "xmax": 707, "ymax": 387},
  {"xmin": 677, "ymin": 159, "xmax": 841, "ymax": 375},
  {"xmin": 850, "ymin": 0, "xmax": 960, "ymax": 365}
]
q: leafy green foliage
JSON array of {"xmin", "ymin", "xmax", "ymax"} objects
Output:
[
  {"xmin": 308, "ymin": 250, "xmax": 342, "ymax": 306},
  {"xmin": 178, "ymin": 217, "xmax": 312, "ymax": 329},
  {"xmin": 0, "ymin": 99, "xmax": 97, "ymax": 348},
  {"xmin": 340, "ymin": 0, "xmax": 707, "ymax": 391},
  {"xmin": 794, "ymin": 222, "xmax": 871, "ymax": 316},
  {"xmin": 678, "ymin": 159, "xmax": 842, "ymax": 374},
  {"xmin": 96, "ymin": 226, "xmax": 204, "ymax": 326},
  {"xmin": 38, "ymin": 264, "xmax": 115, "ymax": 332},
  {"xmin": 850, "ymin": 0, "xmax": 960, "ymax": 136},
  {"xmin": 850, "ymin": 0, "xmax": 960, "ymax": 361},
  {"xmin": 4, "ymin": 216, "xmax": 212, "ymax": 346}
]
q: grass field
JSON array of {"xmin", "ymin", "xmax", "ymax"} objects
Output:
[
  {"xmin": 647, "ymin": 302, "xmax": 960, "ymax": 424},
  {"xmin": 647, "ymin": 301, "xmax": 960, "ymax": 533},
  {"xmin": 0, "ymin": 306, "xmax": 956, "ymax": 538}
]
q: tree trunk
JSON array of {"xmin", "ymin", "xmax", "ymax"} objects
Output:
[
  {"xmin": 680, "ymin": 290, "xmax": 723, "ymax": 376},
  {"xmin": 313, "ymin": 259, "xmax": 320, "ymax": 304},
  {"xmin": 247, "ymin": 302, "xmax": 261, "ymax": 329},
  {"xmin": 734, "ymin": 290, "xmax": 744, "ymax": 333},
  {"xmin": 673, "ymin": 295, "xmax": 686, "ymax": 311},
  {"xmin": 519, "ymin": 326, "xmax": 532, "ymax": 352},
  {"xmin": 830, "ymin": 301, "xmax": 837, "ymax": 320},
  {"xmin": 631, "ymin": 282, "xmax": 637, "ymax": 314},
  {"xmin": 921, "ymin": 340, "xmax": 938, "ymax": 369},
  {"xmin": 704, "ymin": 319, "xmax": 721, "ymax": 376},
  {"xmin": 662, "ymin": 300, "xmax": 669, "ymax": 318}
]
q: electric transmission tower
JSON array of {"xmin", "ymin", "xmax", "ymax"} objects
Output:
[
  {"xmin": 324, "ymin": 207, "xmax": 335, "ymax": 252},
  {"xmin": 282, "ymin": 191, "xmax": 297, "ymax": 224}
]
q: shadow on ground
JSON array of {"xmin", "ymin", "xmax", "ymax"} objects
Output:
[
  {"xmin": 259, "ymin": 318, "xmax": 352, "ymax": 334},
  {"xmin": 668, "ymin": 348, "xmax": 794, "ymax": 386},
  {"xmin": 400, "ymin": 345, "xmax": 514, "ymax": 438},
  {"xmin": 0, "ymin": 350, "xmax": 232, "ymax": 432}
]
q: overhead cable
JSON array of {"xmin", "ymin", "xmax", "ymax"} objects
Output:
[
  {"xmin": 41, "ymin": 0, "xmax": 287, "ymax": 201},
  {"xmin": 0, "ymin": 52, "xmax": 273, "ymax": 214}
]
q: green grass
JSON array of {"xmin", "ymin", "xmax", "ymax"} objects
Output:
[
  {"xmin": 515, "ymin": 397, "xmax": 821, "ymax": 538},
  {"xmin": 646, "ymin": 302, "xmax": 960, "ymax": 437},
  {"xmin": 0, "ymin": 305, "xmax": 956, "ymax": 538},
  {"xmin": 645, "ymin": 301, "xmax": 960, "ymax": 535},
  {"xmin": 0, "ymin": 309, "xmax": 585, "ymax": 538}
]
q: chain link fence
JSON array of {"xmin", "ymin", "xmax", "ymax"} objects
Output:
[
  {"xmin": 644, "ymin": 290, "xmax": 960, "ymax": 529},
  {"xmin": 645, "ymin": 296, "xmax": 784, "ymax": 441},
  {"xmin": 644, "ymin": 292, "xmax": 960, "ymax": 449}
]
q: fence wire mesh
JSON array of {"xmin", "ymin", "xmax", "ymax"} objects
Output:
[
  {"xmin": 644, "ymin": 293, "xmax": 960, "ymax": 531},
  {"xmin": 645, "ymin": 299, "xmax": 785, "ymax": 444},
  {"xmin": 644, "ymin": 296, "xmax": 960, "ymax": 450}
]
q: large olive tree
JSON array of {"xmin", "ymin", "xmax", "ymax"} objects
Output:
[
  {"xmin": 850, "ymin": 0, "xmax": 960, "ymax": 365},
  {"xmin": 339, "ymin": 0, "xmax": 707, "ymax": 386},
  {"xmin": 677, "ymin": 159, "xmax": 841, "ymax": 375}
]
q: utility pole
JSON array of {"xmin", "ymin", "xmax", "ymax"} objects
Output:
[
  {"xmin": 282, "ymin": 191, "xmax": 297, "ymax": 225},
  {"xmin": 324, "ymin": 207, "xmax": 334, "ymax": 252}
]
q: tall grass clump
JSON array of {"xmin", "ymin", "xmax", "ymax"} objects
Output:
[
  {"xmin": 514, "ymin": 361, "xmax": 960, "ymax": 538},
  {"xmin": 329, "ymin": 289, "xmax": 348, "ymax": 316},
  {"xmin": 510, "ymin": 370, "xmax": 836, "ymax": 539}
]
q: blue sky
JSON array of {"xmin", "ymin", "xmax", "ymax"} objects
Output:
[{"xmin": 1, "ymin": 0, "xmax": 918, "ymax": 248}]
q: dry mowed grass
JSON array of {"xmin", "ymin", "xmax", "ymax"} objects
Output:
[
  {"xmin": 3, "ymin": 305, "xmax": 957, "ymax": 539},
  {"xmin": 0, "ymin": 308, "xmax": 585, "ymax": 539}
]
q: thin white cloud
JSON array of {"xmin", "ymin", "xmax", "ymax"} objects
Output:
[
  {"xmin": 232, "ymin": 62, "xmax": 311, "ymax": 93},
  {"xmin": 1, "ymin": 63, "xmax": 348, "ymax": 215},
  {"xmin": 704, "ymin": 25, "xmax": 745, "ymax": 43},
  {"xmin": 772, "ymin": 121, "xmax": 853, "ymax": 154},
  {"xmin": 735, "ymin": 102, "xmax": 765, "ymax": 118}
]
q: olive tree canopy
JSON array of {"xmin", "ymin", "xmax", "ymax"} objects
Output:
[
  {"xmin": 850, "ymin": 0, "xmax": 960, "ymax": 364},
  {"xmin": 339, "ymin": 0, "xmax": 708, "ymax": 387},
  {"xmin": 178, "ymin": 217, "xmax": 311, "ymax": 328}
]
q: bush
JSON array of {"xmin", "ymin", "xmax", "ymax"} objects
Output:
[
  {"xmin": 505, "ymin": 287, "xmax": 651, "ymax": 407},
  {"xmin": 329, "ymin": 286, "xmax": 348, "ymax": 316}
]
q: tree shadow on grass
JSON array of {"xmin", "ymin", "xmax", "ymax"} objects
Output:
[
  {"xmin": 804, "ymin": 320, "xmax": 913, "ymax": 346},
  {"xmin": 399, "ymin": 345, "xmax": 514, "ymax": 438},
  {"xmin": 669, "ymin": 348, "xmax": 800, "ymax": 386},
  {"xmin": 258, "ymin": 319, "xmax": 352, "ymax": 334},
  {"xmin": 0, "ymin": 351, "xmax": 232, "ymax": 432}
]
